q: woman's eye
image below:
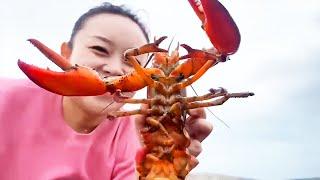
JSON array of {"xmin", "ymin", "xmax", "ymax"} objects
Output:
[{"xmin": 89, "ymin": 46, "xmax": 109, "ymax": 56}]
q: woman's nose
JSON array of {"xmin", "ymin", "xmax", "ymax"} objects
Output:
[{"xmin": 101, "ymin": 64, "xmax": 124, "ymax": 77}]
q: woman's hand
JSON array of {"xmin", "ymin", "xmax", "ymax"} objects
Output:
[{"xmin": 185, "ymin": 108, "xmax": 212, "ymax": 169}]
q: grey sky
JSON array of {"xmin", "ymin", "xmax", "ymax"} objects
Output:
[{"xmin": 1, "ymin": 0, "xmax": 319, "ymax": 179}]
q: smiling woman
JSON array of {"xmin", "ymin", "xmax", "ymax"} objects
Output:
[
  {"xmin": 60, "ymin": 11, "xmax": 150, "ymax": 133},
  {"xmin": 0, "ymin": 2, "xmax": 213, "ymax": 180},
  {"xmin": 0, "ymin": 3, "xmax": 148, "ymax": 179}
]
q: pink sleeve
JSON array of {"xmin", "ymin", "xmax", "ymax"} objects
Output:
[{"xmin": 111, "ymin": 116, "xmax": 141, "ymax": 180}]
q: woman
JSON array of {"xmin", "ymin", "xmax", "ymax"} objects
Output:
[{"xmin": 0, "ymin": 2, "xmax": 212, "ymax": 179}]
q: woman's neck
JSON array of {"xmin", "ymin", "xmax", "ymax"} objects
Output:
[{"xmin": 62, "ymin": 96, "xmax": 104, "ymax": 134}]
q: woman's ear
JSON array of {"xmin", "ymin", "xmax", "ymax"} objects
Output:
[{"xmin": 61, "ymin": 42, "xmax": 71, "ymax": 59}]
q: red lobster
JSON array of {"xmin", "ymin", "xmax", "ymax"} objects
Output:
[{"xmin": 18, "ymin": 0, "xmax": 253, "ymax": 179}]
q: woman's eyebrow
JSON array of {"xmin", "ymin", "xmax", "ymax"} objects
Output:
[{"xmin": 92, "ymin": 36, "xmax": 114, "ymax": 46}]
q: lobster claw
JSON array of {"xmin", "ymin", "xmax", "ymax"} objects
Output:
[
  {"xmin": 188, "ymin": 0, "xmax": 241, "ymax": 55},
  {"xmin": 18, "ymin": 39, "xmax": 107, "ymax": 96}
]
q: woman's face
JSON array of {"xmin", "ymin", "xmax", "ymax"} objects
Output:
[{"xmin": 61, "ymin": 13, "xmax": 148, "ymax": 116}]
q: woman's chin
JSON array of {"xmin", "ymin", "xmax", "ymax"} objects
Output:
[
  {"xmin": 85, "ymin": 91, "xmax": 135, "ymax": 114},
  {"xmin": 93, "ymin": 95, "xmax": 123, "ymax": 112}
]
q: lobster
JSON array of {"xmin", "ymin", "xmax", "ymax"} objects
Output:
[{"xmin": 17, "ymin": 0, "xmax": 254, "ymax": 179}]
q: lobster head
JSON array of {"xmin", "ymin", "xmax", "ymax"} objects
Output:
[{"xmin": 188, "ymin": 0, "xmax": 241, "ymax": 55}]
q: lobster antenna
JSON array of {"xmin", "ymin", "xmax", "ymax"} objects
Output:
[
  {"xmin": 190, "ymin": 85, "xmax": 230, "ymax": 128},
  {"xmin": 144, "ymin": 54, "xmax": 154, "ymax": 68},
  {"xmin": 206, "ymin": 106, "xmax": 230, "ymax": 129},
  {"xmin": 100, "ymin": 101, "xmax": 115, "ymax": 114},
  {"xmin": 167, "ymin": 35, "xmax": 176, "ymax": 52}
]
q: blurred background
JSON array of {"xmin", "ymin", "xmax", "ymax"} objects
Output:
[{"xmin": 1, "ymin": 0, "xmax": 319, "ymax": 179}]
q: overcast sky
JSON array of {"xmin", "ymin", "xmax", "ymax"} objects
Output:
[{"xmin": 1, "ymin": 0, "xmax": 320, "ymax": 179}]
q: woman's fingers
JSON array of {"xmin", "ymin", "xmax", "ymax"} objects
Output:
[
  {"xmin": 189, "ymin": 155, "xmax": 199, "ymax": 170},
  {"xmin": 186, "ymin": 108, "xmax": 213, "ymax": 142},
  {"xmin": 188, "ymin": 139, "xmax": 202, "ymax": 157}
]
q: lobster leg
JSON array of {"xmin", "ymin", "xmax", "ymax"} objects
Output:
[
  {"xmin": 106, "ymin": 102, "xmax": 185, "ymax": 119},
  {"xmin": 180, "ymin": 87, "xmax": 227, "ymax": 103},
  {"xmin": 186, "ymin": 92, "xmax": 254, "ymax": 109},
  {"xmin": 113, "ymin": 96, "xmax": 151, "ymax": 104},
  {"xmin": 125, "ymin": 36, "xmax": 167, "ymax": 57},
  {"xmin": 113, "ymin": 90, "xmax": 152, "ymax": 104},
  {"xmin": 123, "ymin": 36, "xmax": 172, "ymax": 96},
  {"xmin": 171, "ymin": 60, "xmax": 215, "ymax": 93},
  {"xmin": 170, "ymin": 44, "xmax": 221, "ymax": 79},
  {"xmin": 179, "ymin": 44, "xmax": 220, "ymax": 61},
  {"xmin": 124, "ymin": 36, "xmax": 168, "ymax": 87},
  {"xmin": 105, "ymin": 68, "xmax": 165, "ymax": 93},
  {"xmin": 107, "ymin": 108, "xmax": 155, "ymax": 119},
  {"xmin": 171, "ymin": 44, "xmax": 229, "ymax": 92},
  {"xmin": 126, "ymin": 56, "xmax": 155, "ymax": 87}
]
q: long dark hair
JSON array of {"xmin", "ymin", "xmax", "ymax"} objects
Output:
[{"xmin": 68, "ymin": 2, "xmax": 149, "ymax": 48}]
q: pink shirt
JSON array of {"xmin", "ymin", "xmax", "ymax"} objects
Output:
[{"xmin": 0, "ymin": 78, "xmax": 140, "ymax": 180}]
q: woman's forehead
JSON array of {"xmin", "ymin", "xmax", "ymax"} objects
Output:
[{"xmin": 80, "ymin": 13, "xmax": 147, "ymax": 47}]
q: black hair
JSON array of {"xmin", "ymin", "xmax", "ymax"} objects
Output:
[{"xmin": 68, "ymin": 2, "xmax": 149, "ymax": 48}]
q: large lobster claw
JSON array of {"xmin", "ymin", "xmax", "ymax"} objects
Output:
[
  {"xmin": 188, "ymin": 0, "xmax": 241, "ymax": 55},
  {"xmin": 18, "ymin": 39, "xmax": 107, "ymax": 96},
  {"xmin": 18, "ymin": 39, "xmax": 166, "ymax": 96}
]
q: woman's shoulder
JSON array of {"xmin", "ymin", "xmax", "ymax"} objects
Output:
[
  {"xmin": 0, "ymin": 77, "xmax": 45, "ymax": 95},
  {"xmin": 0, "ymin": 77, "xmax": 59, "ymax": 104},
  {"xmin": 0, "ymin": 77, "xmax": 63, "ymax": 129}
]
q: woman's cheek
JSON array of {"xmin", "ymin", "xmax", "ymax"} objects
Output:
[{"xmin": 69, "ymin": 96, "xmax": 108, "ymax": 114}]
